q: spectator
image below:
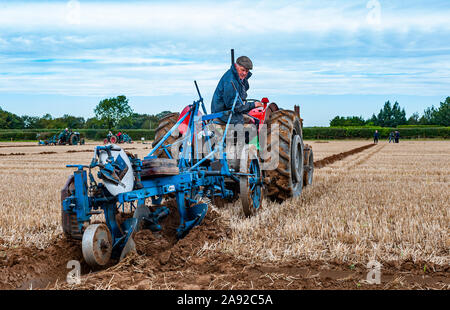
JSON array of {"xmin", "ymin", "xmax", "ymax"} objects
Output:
[
  {"xmin": 394, "ymin": 131, "xmax": 400, "ymax": 143},
  {"xmin": 374, "ymin": 130, "xmax": 379, "ymax": 144},
  {"xmin": 388, "ymin": 131, "xmax": 394, "ymax": 143}
]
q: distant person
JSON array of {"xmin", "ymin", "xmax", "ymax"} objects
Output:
[
  {"xmin": 394, "ymin": 131, "xmax": 400, "ymax": 143},
  {"xmin": 374, "ymin": 130, "xmax": 379, "ymax": 144},
  {"xmin": 388, "ymin": 131, "xmax": 394, "ymax": 143}
]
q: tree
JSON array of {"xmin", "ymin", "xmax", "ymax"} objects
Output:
[
  {"xmin": 85, "ymin": 117, "xmax": 104, "ymax": 129},
  {"xmin": 117, "ymin": 113, "xmax": 160, "ymax": 129},
  {"xmin": 49, "ymin": 115, "xmax": 85, "ymax": 129},
  {"xmin": 156, "ymin": 111, "xmax": 172, "ymax": 120},
  {"xmin": 420, "ymin": 106, "xmax": 437, "ymax": 125},
  {"xmin": 434, "ymin": 97, "xmax": 450, "ymax": 126},
  {"xmin": 375, "ymin": 101, "xmax": 392, "ymax": 127},
  {"xmin": 373, "ymin": 101, "xmax": 407, "ymax": 127},
  {"xmin": 22, "ymin": 115, "xmax": 40, "ymax": 129},
  {"xmin": 407, "ymin": 112, "xmax": 420, "ymax": 125},
  {"xmin": 392, "ymin": 101, "xmax": 407, "ymax": 126},
  {"xmin": 0, "ymin": 107, "xmax": 24, "ymax": 129},
  {"xmin": 94, "ymin": 95, "xmax": 133, "ymax": 130},
  {"xmin": 330, "ymin": 116, "xmax": 366, "ymax": 127}
]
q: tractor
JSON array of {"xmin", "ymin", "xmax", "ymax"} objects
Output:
[
  {"xmin": 152, "ymin": 50, "xmax": 314, "ymax": 202},
  {"xmin": 104, "ymin": 132, "xmax": 133, "ymax": 144},
  {"xmin": 60, "ymin": 50, "xmax": 314, "ymax": 267},
  {"xmin": 39, "ymin": 129, "xmax": 85, "ymax": 145}
]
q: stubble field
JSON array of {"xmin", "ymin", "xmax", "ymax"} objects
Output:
[{"xmin": 0, "ymin": 140, "xmax": 448, "ymax": 290}]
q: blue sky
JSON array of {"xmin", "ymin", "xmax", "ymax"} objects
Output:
[{"xmin": 0, "ymin": 0, "xmax": 449, "ymax": 126}]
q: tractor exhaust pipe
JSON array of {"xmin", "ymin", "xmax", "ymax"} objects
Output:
[{"xmin": 231, "ymin": 49, "xmax": 235, "ymax": 65}]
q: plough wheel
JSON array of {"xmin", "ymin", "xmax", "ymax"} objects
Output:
[
  {"xmin": 110, "ymin": 135, "xmax": 117, "ymax": 144},
  {"xmin": 240, "ymin": 144, "xmax": 263, "ymax": 217},
  {"xmin": 152, "ymin": 112, "xmax": 183, "ymax": 158},
  {"xmin": 262, "ymin": 110, "xmax": 304, "ymax": 201},
  {"xmin": 82, "ymin": 224, "xmax": 112, "ymax": 267}
]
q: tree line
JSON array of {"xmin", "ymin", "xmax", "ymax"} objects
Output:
[
  {"xmin": 0, "ymin": 95, "xmax": 173, "ymax": 130},
  {"xmin": 2, "ymin": 95, "xmax": 449, "ymax": 130},
  {"xmin": 330, "ymin": 97, "xmax": 450, "ymax": 127}
]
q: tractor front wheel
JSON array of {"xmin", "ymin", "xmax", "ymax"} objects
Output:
[{"xmin": 239, "ymin": 144, "xmax": 263, "ymax": 217}]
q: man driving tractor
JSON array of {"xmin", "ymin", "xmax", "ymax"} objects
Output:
[
  {"xmin": 209, "ymin": 55, "xmax": 264, "ymax": 164},
  {"xmin": 211, "ymin": 55, "xmax": 263, "ymax": 124}
]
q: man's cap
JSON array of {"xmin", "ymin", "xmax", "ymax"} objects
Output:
[{"xmin": 236, "ymin": 56, "xmax": 253, "ymax": 70}]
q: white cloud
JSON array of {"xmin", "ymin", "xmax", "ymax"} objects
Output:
[
  {"xmin": 1, "ymin": 52, "xmax": 448, "ymax": 98},
  {"xmin": 0, "ymin": 1, "xmax": 449, "ymax": 35},
  {"xmin": 0, "ymin": 1, "xmax": 449, "ymax": 99}
]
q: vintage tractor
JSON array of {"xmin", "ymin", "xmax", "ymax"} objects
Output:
[
  {"xmin": 104, "ymin": 132, "xmax": 133, "ymax": 144},
  {"xmin": 152, "ymin": 102, "xmax": 314, "ymax": 203},
  {"xmin": 152, "ymin": 50, "xmax": 314, "ymax": 202},
  {"xmin": 118, "ymin": 133, "xmax": 133, "ymax": 144},
  {"xmin": 60, "ymin": 51, "xmax": 313, "ymax": 267},
  {"xmin": 39, "ymin": 129, "xmax": 85, "ymax": 145}
]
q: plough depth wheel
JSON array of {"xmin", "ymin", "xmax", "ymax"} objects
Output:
[
  {"xmin": 82, "ymin": 224, "xmax": 113, "ymax": 267},
  {"xmin": 240, "ymin": 145, "xmax": 263, "ymax": 217}
]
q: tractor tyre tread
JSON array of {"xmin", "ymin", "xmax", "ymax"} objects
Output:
[
  {"xmin": 152, "ymin": 112, "xmax": 182, "ymax": 158},
  {"xmin": 262, "ymin": 109, "xmax": 304, "ymax": 201}
]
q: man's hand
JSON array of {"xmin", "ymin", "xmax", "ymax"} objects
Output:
[{"xmin": 254, "ymin": 101, "xmax": 264, "ymax": 108}]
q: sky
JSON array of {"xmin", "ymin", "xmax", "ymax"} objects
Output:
[{"xmin": 0, "ymin": 0, "xmax": 449, "ymax": 126}]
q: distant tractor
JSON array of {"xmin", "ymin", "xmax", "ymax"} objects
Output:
[
  {"xmin": 104, "ymin": 131, "xmax": 133, "ymax": 144},
  {"xmin": 39, "ymin": 129, "xmax": 85, "ymax": 145}
]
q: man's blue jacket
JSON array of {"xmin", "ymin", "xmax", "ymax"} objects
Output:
[{"xmin": 211, "ymin": 64, "xmax": 256, "ymax": 124}]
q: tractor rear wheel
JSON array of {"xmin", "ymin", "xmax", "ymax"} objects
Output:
[
  {"xmin": 110, "ymin": 135, "xmax": 117, "ymax": 144},
  {"xmin": 152, "ymin": 112, "xmax": 183, "ymax": 158},
  {"xmin": 262, "ymin": 110, "xmax": 304, "ymax": 201}
]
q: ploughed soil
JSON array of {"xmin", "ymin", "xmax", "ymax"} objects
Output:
[
  {"xmin": 0, "ymin": 143, "xmax": 448, "ymax": 290},
  {"xmin": 1, "ymin": 208, "xmax": 448, "ymax": 290},
  {"xmin": 313, "ymin": 144, "xmax": 375, "ymax": 169}
]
